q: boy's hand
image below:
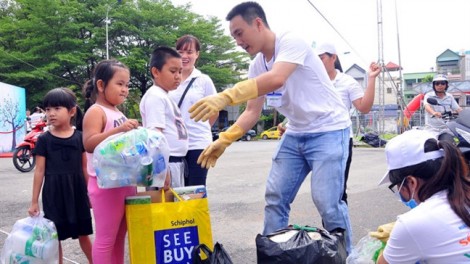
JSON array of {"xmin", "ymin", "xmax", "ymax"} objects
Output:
[{"xmin": 163, "ymin": 171, "xmax": 171, "ymax": 190}]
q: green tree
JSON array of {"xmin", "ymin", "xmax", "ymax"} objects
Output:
[
  {"xmin": 422, "ymin": 75, "xmax": 434, "ymax": 83},
  {"xmin": 0, "ymin": 0, "xmax": 249, "ymax": 114}
]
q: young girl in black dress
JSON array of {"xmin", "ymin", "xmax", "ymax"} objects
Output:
[{"xmin": 28, "ymin": 87, "xmax": 93, "ymax": 264}]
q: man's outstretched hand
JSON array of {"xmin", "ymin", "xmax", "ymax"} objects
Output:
[
  {"xmin": 197, "ymin": 139, "xmax": 230, "ymax": 169},
  {"xmin": 189, "ymin": 79, "xmax": 259, "ymax": 122},
  {"xmin": 189, "ymin": 94, "xmax": 230, "ymax": 122},
  {"xmin": 197, "ymin": 124, "xmax": 245, "ymax": 169}
]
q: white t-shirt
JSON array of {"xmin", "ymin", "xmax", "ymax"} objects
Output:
[
  {"xmin": 169, "ymin": 68, "xmax": 217, "ymax": 150},
  {"xmin": 248, "ymin": 31, "xmax": 351, "ymax": 133},
  {"xmin": 140, "ymin": 85, "xmax": 188, "ymax": 157},
  {"xmin": 333, "ymin": 70, "xmax": 364, "ymax": 138},
  {"xmin": 423, "ymin": 91, "xmax": 460, "ymax": 134},
  {"xmin": 384, "ymin": 191, "xmax": 470, "ymax": 264}
]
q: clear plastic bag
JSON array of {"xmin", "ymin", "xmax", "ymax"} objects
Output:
[
  {"xmin": 1, "ymin": 214, "xmax": 59, "ymax": 264},
  {"xmin": 346, "ymin": 235, "xmax": 384, "ymax": 264},
  {"xmin": 93, "ymin": 127, "xmax": 170, "ymax": 188}
]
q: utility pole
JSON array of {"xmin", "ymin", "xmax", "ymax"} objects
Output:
[{"xmin": 376, "ymin": 0, "xmax": 385, "ymax": 136}]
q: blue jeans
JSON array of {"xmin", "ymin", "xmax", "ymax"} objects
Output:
[{"xmin": 263, "ymin": 128, "xmax": 352, "ymax": 252}]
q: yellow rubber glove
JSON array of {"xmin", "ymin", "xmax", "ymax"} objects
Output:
[
  {"xmin": 189, "ymin": 79, "xmax": 258, "ymax": 122},
  {"xmin": 369, "ymin": 222, "xmax": 395, "ymax": 243},
  {"xmin": 197, "ymin": 124, "xmax": 245, "ymax": 169}
]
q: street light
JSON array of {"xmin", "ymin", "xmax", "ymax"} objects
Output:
[
  {"xmin": 105, "ymin": 6, "xmax": 111, "ymax": 59},
  {"xmin": 105, "ymin": 1, "xmax": 122, "ymax": 59}
]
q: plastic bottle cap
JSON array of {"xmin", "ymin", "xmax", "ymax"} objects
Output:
[{"xmin": 141, "ymin": 156, "xmax": 153, "ymax": 165}]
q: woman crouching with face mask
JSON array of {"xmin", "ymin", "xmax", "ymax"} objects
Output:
[{"xmin": 377, "ymin": 129, "xmax": 470, "ymax": 264}]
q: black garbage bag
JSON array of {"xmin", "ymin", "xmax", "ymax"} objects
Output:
[
  {"xmin": 192, "ymin": 242, "xmax": 234, "ymax": 264},
  {"xmin": 256, "ymin": 225, "xmax": 347, "ymax": 264},
  {"xmin": 361, "ymin": 133, "xmax": 387, "ymax": 148}
]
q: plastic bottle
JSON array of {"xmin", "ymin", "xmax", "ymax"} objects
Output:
[
  {"xmin": 8, "ymin": 224, "xmax": 58, "ymax": 261},
  {"xmin": 92, "ymin": 127, "xmax": 170, "ymax": 188},
  {"xmin": 7, "ymin": 251, "xmax": 46, "ymax": 264},
  {"xmin": 153, "ymin": 154, "xmax": 166, "ymax": 174}
]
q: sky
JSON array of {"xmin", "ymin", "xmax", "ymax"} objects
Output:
[{"xmin": 171, "ymin": 0, "xmax": 470, "ymax": 74}]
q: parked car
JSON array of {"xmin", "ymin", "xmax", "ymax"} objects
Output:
[
  {"xmin": 260, "ymin": 127, "xmax": 280, "ymax": 140},
  {"xmin": 212, "ymin": 127, "xmax": 256, "ymax": 141}
]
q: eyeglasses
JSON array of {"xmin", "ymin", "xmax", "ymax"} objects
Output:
[
  {"xmin": 434, "ymin": 81, "xmax": 447, "ymax": 86},
  {"xmin": 388, "ymin": 177, "xmax": 406, "ymax": 194}
]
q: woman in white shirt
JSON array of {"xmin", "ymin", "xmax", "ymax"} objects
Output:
[
  {"xmin": 378, "ymin": 129, "xmax": 470, "ymax": 264},
  {"xmin": 169, "ymin": 35, "xmax": 218, "ymax": 186}
]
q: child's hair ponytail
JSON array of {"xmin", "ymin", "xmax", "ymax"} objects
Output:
[
  {"xmin": 83, "ymin": 79, "xmax": 95, "ymax": 113},
  {"xmin": 74, "ymin": 106, "xmax": 84, "ymax": 131}
]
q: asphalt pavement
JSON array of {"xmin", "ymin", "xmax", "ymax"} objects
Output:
[{"xmin": 0, "ymin": 140, "xmax": 407, "ymax": 263}]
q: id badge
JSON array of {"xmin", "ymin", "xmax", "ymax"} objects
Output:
[{"xmin": 266, "ymin": 92, "xmax": 282, "ymax": 107}]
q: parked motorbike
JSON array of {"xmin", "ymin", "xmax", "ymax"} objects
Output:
[
  {"xmin": 12, "ymin": 121, "xmax": 47, "ymax": 172},
  {"xmin": 426, "ymin": 97, "xmax": 470, "ymax": 161}
]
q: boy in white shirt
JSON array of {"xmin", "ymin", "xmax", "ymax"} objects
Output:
[{"xmin": 140, "ymin": 46, "xmax": 189, "ymax": 188}]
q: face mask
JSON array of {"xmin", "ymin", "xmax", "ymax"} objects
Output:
[
  {"xmin": 395, "ymin": 178, "xmax": 419, "ymax": 209},
  {"xmin": 399, "ymin": 192, "xmax": 418, "ymax": 209}
]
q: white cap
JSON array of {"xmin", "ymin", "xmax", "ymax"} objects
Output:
[
  {"xmin": 315, "ymin": 42, "xmax": 337, "ymax": 55},
  {"xmin": 379, "ymin": 130, "xmax": 443, "ymax": 185}
]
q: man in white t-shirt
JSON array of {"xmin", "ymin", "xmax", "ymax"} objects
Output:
[
  {"xmin": 280, "ymin": 43, "xmax": 381, "ymax": 205},
  {"xmin": 189, "ymin": 2, "xmax": 353, "ymax": 252}
]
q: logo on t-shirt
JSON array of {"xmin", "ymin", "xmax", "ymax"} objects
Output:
[{"xmin": 113, "ymin": 116, "xmax": 127, "ymax": 128}]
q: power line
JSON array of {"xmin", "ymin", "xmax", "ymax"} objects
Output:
[
  {"xmin": 306, "ymin": 0, "xmax": 410, "ymax": 136},
  {"xmin": 0, "ymin": 49, "xmax": 82, "ymax": 85},
  {"xmin": 305, "ymin": 0, "xmax": 367, "ymax": 65}
]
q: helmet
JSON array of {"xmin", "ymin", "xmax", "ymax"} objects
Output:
[
  {"xmin": 432, "ymin": 74, "xmax": 448, "ymax": 93},
  {"xmin": 432, "ymin": 74, "xmax": 447, "ymax": 82}
]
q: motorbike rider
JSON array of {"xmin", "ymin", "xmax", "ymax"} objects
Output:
[
  {"xmin": 423, "ymin": 74, "xmax": 462, "ymax": 142},
  {"xmin": 29, "ymin": 106, "xmax": 46, "ymax": 129}
]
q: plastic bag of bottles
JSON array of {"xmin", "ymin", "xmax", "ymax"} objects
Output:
[
  {"xmin": 1, "ymin": 214, "xmax": 59, "ymax": 264},
  {"xmin": 92, "ymin": 127, "xmax": 170, "ymax": 189},
  {"xmin": 346, "ymin": 235, "xmax": 384, "ymax": 264}
]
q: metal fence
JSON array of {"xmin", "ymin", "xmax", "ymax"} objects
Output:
[{"xmin": 350, "ymin": 108, "xmax": 426, "ymax": 137}]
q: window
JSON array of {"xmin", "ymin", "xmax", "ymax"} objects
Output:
[{"xmin": 387, "ymin": 87, "xmax": 392, "ymax": 94}]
